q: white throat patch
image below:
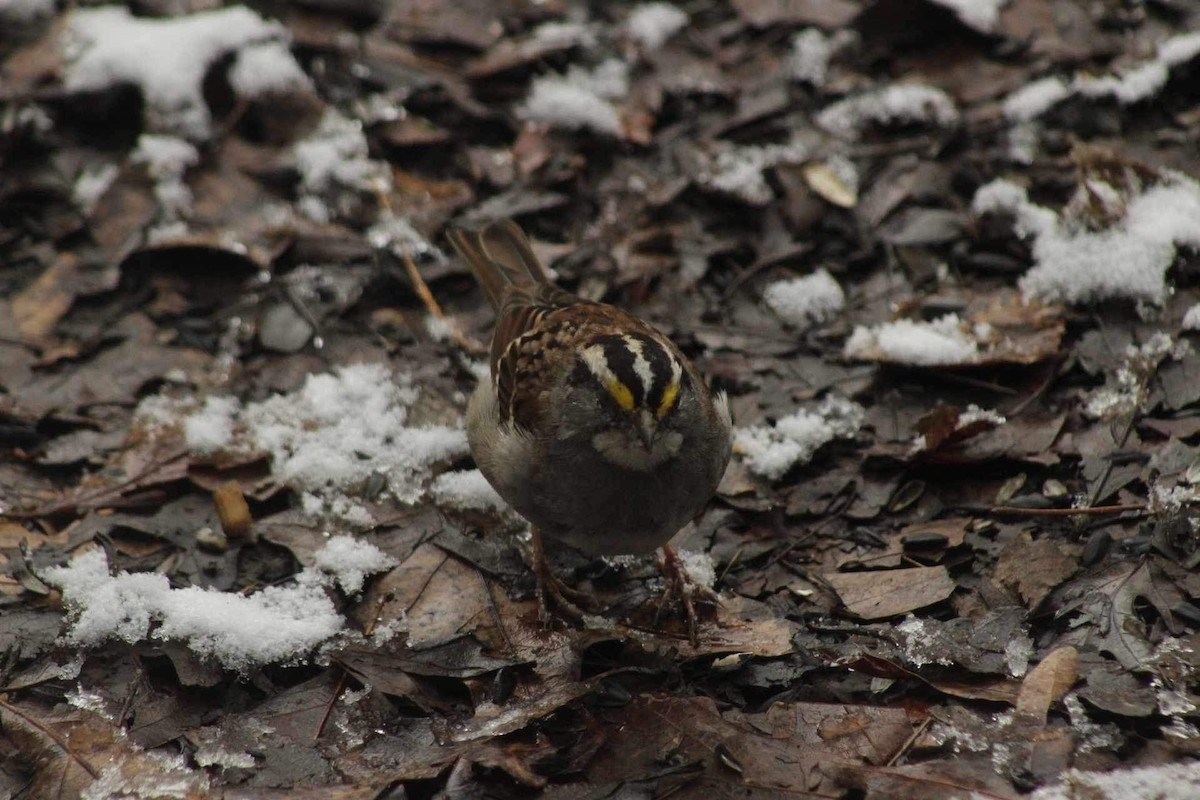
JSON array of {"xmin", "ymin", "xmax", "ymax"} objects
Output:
[{"xmin": 592, "ymin": 429, "xmax": 684, "ymax": 471}]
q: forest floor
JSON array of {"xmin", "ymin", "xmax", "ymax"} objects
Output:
[{"xmin": 3, "ymin": 0, "xmax": 1200, "ymax": 798}]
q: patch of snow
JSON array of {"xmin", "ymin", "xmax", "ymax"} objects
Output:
[
  {"xmin": 762, "ymin": 269, "xmax": 845, "ymax": 328},
  {"xmin": 193, "ymin": 744, "xmax": 256, "ymax": 770},
  {"xmin": 520, "ymin": 59, "xmax": 629, "ymax": 137},
  {"xmin": 82, "ymin": 754, "xmax": 209, "ymax": 800},
  {"xmin": 299, "ymin": 492, "xmax": 375, "ymax": 528},
  {"xmin": 1076, "ymin": 61, "xmax": 1169, "ymax": 105},
  {"xmin": 64, "ymin": 6, "xmax": 288, "ymax": 140},
  {"xmin": 1183, "ymin": 303, "xmax": 1200, "ymax": 331},
  {"xmin": 1003, "ymin": 635, "xmax": 1032, "ymax": 677},
  {"xmin": 1001, "ymin": 30, "xmax": 1200, "ymax": 127},
  {"xmin": 1063, "ymin": 694, "xmax": 1122, "ymax": 754},
  {"xmin": 788, "ymin": 28, "xmax": 833, "ymax": 86},
  {"xmin": 532, "ymin": 20, "xmax": 594, "ymax": 46},
  {"xmin": 293, "ymin": 110, "xmax": 392, "ymax": 222},
  {"xmin": 228, "ymin": 40, "xmax": 311, "ymax": 98},
  {"xmin": 1159, "ymin": 32, "xmax": 1200, "ymax": 67},
  {"xmin": 424, "ymin": 315, "xmax": 455, "ymax": 342},
  {"xmin": 1003, "ymin": 76, "xmax": 1071, "ymax": 122},
  {"xmin": 735, "ymin": 396, "xmax": 864, "ymax": 480},
  {"xmin": 132, "ymin": 134, "xmax": 199, "ymax": 222},
  {"xmin": 183, "ymin": 396, "xmax": 240, "ymax": 454},
  {"xmin": 367, "ymin": 212, "xmax": 440, "ymax": 260},
  {"xmin": 926, "ymin": 0, "xmax": 1007, "ymax": 32},
  {"xmin": 971, "ymin": 178, "xmax": 1057, "ymax": 237},
  {"xmin": 243, "ymin": 363, "xmax": 468, "ymax": 504},
  {"xmin": 844, "ymin": 315, "xmax": 980, "ymax": 366},
  {"xmin": 696, "ymin": 138, "xmax": 809, "ymax": 205},
  {"xmin": 521, "ymin": 79, "xmax": 620, "ymax": 136},
  {"xmin": 1153, "ymin": 674, "xmax": 1196, "ymax": 716},
  {"xmin": 67, "ymin": 685, "xmax": 111, "ymax": 717},
  {"xmin": 958, "ymin": 404, "xmax": 1006, "ymax": 428},
  {"xmin": 1085, "ymin": 334, "xmax": 1186, "ymax": 420},
  {"xmin": 1163, "ymin": 718, "xmax": 1200, "ymax": 740},
  {"xmin": 42, "ymin": 547, "xmax": 355, "ymax": 671},
  {"xmin": 679, "ymin": 549, "xmax": 716, "ymax": 590},
  {"xmin": 140, "ymin": 363, "xmax": 469, "ymax": 516},
  {"xmin": 134, "ymin": 394, "xmax": 189, "ymax": 431},
  {"xmin": 973, "ymin": 176, "xmax": 1200, "ymax": 305},
  {"xmin": 1150, "ymin": 483, "xmax": 1199, "ymax": 514},
  {"xmin": 1005, "ymin": 122, "xmax": 1041, "ymax": 165},
  {"xmin": 626, "ymin": 3, "xmax": 688, "ymax": 51},
  {"xmin": 72, "ymin": 163, "xmax": 119, "ymax": 215},
  {"xmin": 817, "ymin": 84, "xmax": 959, "ymax": 140},
  {"xmin": 313, "ymin": 535, "xmax": 396, "ymax": 594},
  {"xmin": 895, "ymin": 616, "xmax": 954, "ymax": 668},
  {"xmin": 1032, "ymin": 762, "xmax": 1200, "ymax": 800},
  {"xmin": 430, "ymin": 469, "xmax": 508, "ymax": 513}
]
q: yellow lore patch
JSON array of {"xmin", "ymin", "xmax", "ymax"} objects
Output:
[
  {"xmin": 656, "ymin": 379, "xmax": 680, "ymax": 418},
  {"xmin": 607, "ymin": 379, "xmax": 635, "ymax": 411}
]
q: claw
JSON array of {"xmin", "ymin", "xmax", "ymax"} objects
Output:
[
  {"xmin": 656, "ymin": 544, "xmax": 716, "ymax": 647},
  {"xmin": 531, "ymin": 526, "xmax": 600, "ymax": 624}
]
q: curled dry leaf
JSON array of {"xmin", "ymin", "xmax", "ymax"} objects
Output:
[
  {"xmin": 1014, "ymin": 646, "xmax": 1079, "ymax": 726},
  {"xmin": 803, "ymin": 159, "xmax": 858, "ymax": 208}
]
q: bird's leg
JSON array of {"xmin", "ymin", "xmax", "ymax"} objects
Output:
[
  {"xmin": 656, "ymin": 544, "xmax": 717, "ymax": 647},
  {"xmin": 530, "ymin": 525, "xmax": 596, "ymax": 623}
]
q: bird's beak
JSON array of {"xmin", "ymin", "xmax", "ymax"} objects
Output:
[{"xmin": 635, "ymin": 409, "xmax": 656, "ymax": 449}]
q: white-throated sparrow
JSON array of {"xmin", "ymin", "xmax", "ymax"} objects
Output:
[{"xmin": 448, "ymin": 220, "xmax": 733, "ymax": 639}]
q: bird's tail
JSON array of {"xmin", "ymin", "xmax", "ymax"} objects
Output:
[{"xmin": 446, "ymin": 220, "xmax": 552, "ymax": 310}]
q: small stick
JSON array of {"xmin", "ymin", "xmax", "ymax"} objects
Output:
[
  {"xmin": 988, "ymin": 503, "xmax": 1146, "ymax": 517},
  {"xmin": 314, "ymin": 593, "xmax": 389, "ymax": 742},
  {"xmin": 402, "ymin": 253, "xmax": 483, "ymax": 354}
]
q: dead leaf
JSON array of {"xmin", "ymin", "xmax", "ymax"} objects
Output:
[
  {"xmin": 335, "ymin": 716, "xmax": 553, "ymax": 786},
  {"xmin": 825, "ymin": 566, "xmax": 955, "ymax": 619},
  {"xmin": 995, "ymin": 534, "xmax": 1078, "ymax": 610},
  {"xmin": 1, "ymin": 699, "xmax": 209, "ymax": 799},
  {"xmin": 583, "ymin": 695, "xmax": 913, "ymax": 797},
  {"xmin": 802, "ymin": 160, "xmax": 858, "ymax": 208},
  {"xmin": 11, "ymin": 254, "xmax": 80, "ymax": 343},
  {"xmin": 11, "ymin": 313, "xmax": 210, "ymax": 418},
  {"xmin": 367, "ymin": 543, "xmax": 492, "ymax": 648},
  {"xmin": 382, "ymin": 0, "xmax": 503, "ymax": 49},
  {"xmin": 732, "ymin": 0, "xmax": 859, "ymax": 27},
  {"xmin": 1014, "ymin": 646, "xmax": 1078, "ymax": 726},
  {"xmin": 1080, "ymin": 562, "xmax": 1164, "ymax": 672},
  {"xmin": 848, "ymin": 758, "xmax": 1022, "ymax": 800},
  {"xmin": 843, "ymin": 654, "xmax": 1021, "ymax": 704}
]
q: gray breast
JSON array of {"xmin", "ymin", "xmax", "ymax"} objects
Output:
[{"xmin": 523, "ymin": 437, "xmax": 720, "ymax": 556}]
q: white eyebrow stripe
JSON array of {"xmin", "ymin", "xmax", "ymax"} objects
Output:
[
  {"xmin": 621, "ymin": 335, "xmax": 656, "ymax": 400},
  {"xmin": 581, "ymin": 344, "xmax": 616, "ymax": 385}
]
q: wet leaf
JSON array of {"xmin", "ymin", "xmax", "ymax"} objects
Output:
[{"xmin": 1, "ymin": 700, "xmax": 209, "ymax": 799}]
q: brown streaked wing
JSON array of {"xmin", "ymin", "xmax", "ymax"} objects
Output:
[{"xmin": 479, "ymin": 220, "xmax": 554, "ymax": 284}]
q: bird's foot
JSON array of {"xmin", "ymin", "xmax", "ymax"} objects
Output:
[
  {"xmin": 656, "ymin": 544, "xmax": 718, "ymax": 647},
  {"xmin": 534, "ymin": 562, "xmax": 600, "ymax": 624},
  {"xmin": 530, "ymin": 525, "xmax": 601, "ymax": 626}
]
